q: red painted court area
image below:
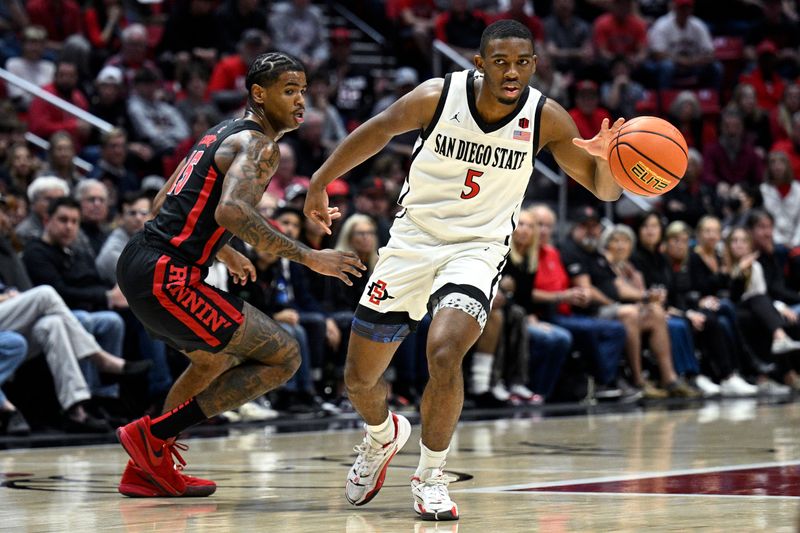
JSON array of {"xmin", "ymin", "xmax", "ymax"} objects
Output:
[{"xmin": 515, "ymin": 465, "xmax": 800, "ymax": 497}]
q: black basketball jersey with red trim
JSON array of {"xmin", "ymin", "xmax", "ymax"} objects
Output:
[{"xmin": 144, "ymin": 119, "xmax": 264, "ymax": 267}]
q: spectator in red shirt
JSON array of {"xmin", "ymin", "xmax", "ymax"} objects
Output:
[
  {"xmin": 493, "ymin": 0, "xmax": 545, "ymax": 45},
  {"xmin": 592, "ymin": 0, "xmax": 648, "ymax": 69},
  {"xmin": 83, "ymin": 0, "xmax": 128, "ymax": 52},
  {"xmin": 771, "ymin": 112, "xmax": 800, "ymax": 180},
  {"xmin": 739, "ymin": 40, "xmax": 786, "ymax": 112},
  {"xmin": 27, "ymin": 61, "xmax": 90, "ymax": 147},
  {"xmin": 434, "ymin": 0, "xmax": 490, "ymax": 57},
  {"xmin": 207, "ymin": 29, "xmax": 269, "ymax": 111},
  {"xmin": 26, "ymin": 0, "xmax": 82, "ymax": 51},
  {"xmin": 702, "ymin": 107, "xmax": 764, "ymax": 191},
  {"xmin": 568, "ymin": 80, "xmax": 611, "ymax": 140}
]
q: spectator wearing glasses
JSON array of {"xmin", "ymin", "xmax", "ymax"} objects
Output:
[
  {"xmin": 14, "ymin": 176, "xmax": 69, "ymax": 246},
  {"xmin": 75, "ymin": 179, "xmax": 110, "ymax": 256}
]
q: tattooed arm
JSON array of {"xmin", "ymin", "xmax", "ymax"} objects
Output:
[
  {"xmin": 216, "ymin": 133, "xmax": 309, "ymax": 261},
  {"xmin": 215, "ymin": 133, "xmax": 366, "ymax": 284}
]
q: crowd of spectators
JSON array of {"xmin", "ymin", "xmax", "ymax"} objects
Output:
[{"xmin": 2, "ymin": 0, "xmax": 800, "ymax": 436}]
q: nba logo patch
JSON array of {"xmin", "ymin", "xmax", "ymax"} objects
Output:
[
  {"xmin": 518, "ymin": 117, "xmax": 529, "ymax": 129},
  {"xmin": 513, "ymin": 130, "xmax": 531, "ymax": 141}
]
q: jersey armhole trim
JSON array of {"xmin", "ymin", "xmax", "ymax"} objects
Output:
[
  {"xmin": 420, "ymin": 73, "xmax": 452, "ymax": 141},
  {"xmin": 532, "ymin": 95, "xmax": 547, "ymax": 155}
]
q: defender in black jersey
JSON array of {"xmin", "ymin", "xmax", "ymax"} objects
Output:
[{"xmin": 115, "ymin": 52, "xmax": 365, "ymax": 498}]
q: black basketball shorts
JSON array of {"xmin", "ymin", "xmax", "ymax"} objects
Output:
[{"xmin": 117, "ymin": 232, "xmax": 244, "ymax": 353}]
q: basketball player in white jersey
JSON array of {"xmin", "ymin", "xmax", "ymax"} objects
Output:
[{"xmin": 304, "ymin": 20, "xmax": 623, "ymax": 521}]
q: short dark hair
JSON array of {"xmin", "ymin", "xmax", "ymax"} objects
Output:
[
  {"xmin": 245, "ymin": 52, "xmax": 304, "ymax": 93},
  {"xmin": 479, "ymin": 19, "xmax": 533, "ymax": 57},
  {"xmin": 121, "ymin": 190, "xmax": 149, "ymax": 209},
  {"xmin": 47, "ymin": 196, "xmax": 80, "ymax": 217},
  {"xmin": 746, "ymin": 209, "xmax": 774, "ymax": 229},
  {"xmin": 274, "ymin": 206, "xmax": 303, "ymax": 221}
]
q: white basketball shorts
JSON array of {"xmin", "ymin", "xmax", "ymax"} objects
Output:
[{"xmin": 356, "ymin": 214, "xmax": 509, "ymax": 328}]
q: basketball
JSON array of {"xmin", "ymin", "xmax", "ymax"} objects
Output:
[{"xmin": 607, "ymin": 116, "xmax": 688, "ymax": 197}]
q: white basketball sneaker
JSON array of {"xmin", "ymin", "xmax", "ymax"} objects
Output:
[
  {"xmin": 411, "ymin": 466, "xmax": 459, "ymax": 521},
  {"xmin": 345, "ymin": 413, "xmax": 411, "ymax": 506}
]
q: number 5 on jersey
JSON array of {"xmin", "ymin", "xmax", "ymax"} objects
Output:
[
  {"xmin": 461, "ymin": 169, "xmax": 484, "ymax": 199},
  {"xmin": 168, "ymin": 150, "xmax": 204, "ymax": 196}
]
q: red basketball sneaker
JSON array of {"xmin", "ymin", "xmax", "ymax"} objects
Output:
[
  {"xmin": 118, "ymin": 460, "xmax": 217, "ymax": 497},
  {"xmin": 116, "ymin": 416, "xmax": 186, "ymax": 496}
]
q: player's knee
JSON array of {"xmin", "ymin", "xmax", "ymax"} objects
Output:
[
  {"xmin": 278, "ymin": 338, "xmax": 301, "ymax": 377},
  {"xmin": 427, "ymin": 342, "xmax": 463, "ymax": 379}
]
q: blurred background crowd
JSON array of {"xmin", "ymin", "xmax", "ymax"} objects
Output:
[{"xmin": 2, "ymin": 0, "xmax": 800, "ymax": 437}]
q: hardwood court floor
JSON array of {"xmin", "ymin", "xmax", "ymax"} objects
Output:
[{"xmin": 2, "ymin": 400, "xmax": 800, "ymax": 532}]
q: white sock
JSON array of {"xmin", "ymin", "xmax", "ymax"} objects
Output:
[
  {"xmin": 415, "ymin": 440, "xmax": 449, "ymax": 478},
  {"xmin": 470, "ymin": 352, "xmax": 494, "ymax": 395},
  {"xmin": 366, "ymin": 412, "xmax": 394, "ymax": 445}
]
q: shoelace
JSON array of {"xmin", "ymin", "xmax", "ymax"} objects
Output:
[
  {"xmin": 352, "ymin": 436, "xmax": 388, "ymax": 477},
  {"xmin": 415, "ymin": 467, "xmax": 457, "ymax": 503},
  {"xmin": 165, "ymin": 440, "xmax": 189, "ymax": 472}
]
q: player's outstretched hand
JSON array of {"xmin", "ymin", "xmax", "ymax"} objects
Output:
[
  {"xmin": 218, "ymin": 247, "xmax": 257, "ymax": 286},
  {"xmin": 305, "ymin": 249, "xmax": 366, "ymax": 286},
  {"xmin": 304, "ymin": 185, "xmax": 342, "ymax": 235},
  {"xmin": 572, "ymin": 117, "xmax": 625, "ymax": 160}
]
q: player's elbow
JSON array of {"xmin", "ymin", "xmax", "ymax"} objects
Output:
[{"xmin": 214, "ymin": 202, "xmax": 238, "ymax": 228}]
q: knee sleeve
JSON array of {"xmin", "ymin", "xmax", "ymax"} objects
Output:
[{"xmin": 351, "ymin": 317, "xmax": 411, "ymax": 343}]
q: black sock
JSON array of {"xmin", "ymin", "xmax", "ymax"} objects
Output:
[{"xmin": 149, "ymin": 397, "xmax": 207, "ymax": 440}]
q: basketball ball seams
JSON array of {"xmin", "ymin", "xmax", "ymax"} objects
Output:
[
  {"xmin": 615, "ymin": 141, "xmax": 684, "ymax": 181},
  {"xmin": 616, "ymin": 129, "xmax": 688, "ymax": 158},
  {"xmin": 613, "ymin": 144, "xmax": 657, "ymax": 196}
]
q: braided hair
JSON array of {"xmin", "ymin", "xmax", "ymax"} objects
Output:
[{"xmin": 245, "ymin": 52, "xmax": 305, "ymax": 93}]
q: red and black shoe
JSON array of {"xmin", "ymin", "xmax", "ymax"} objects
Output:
[
  {"xmin": 118, "ymin": 455, "xmax": 217, "ymax": 497},
  {"xmin": 116, "ymin": 416, "xmax": 187, "ymax": 496}
]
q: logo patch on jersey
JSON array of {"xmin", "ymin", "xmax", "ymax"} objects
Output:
[
  {"xmin": 197, "ymin": 134, "xmax": 217, "ymax": 147},
  {"xmin": 367, "ymin": 280, "xmax": 394, "ymax": 305},
  {"xmin": 513, "ymin": 130, "xmax": 531, "ymax": 142},
  {"xmin": 451, "ymin": 112, "xmax": 461, "ymax": 123},
  {"xmin": 518, "ymin": 117, "xmax": 529, "ymax": 129}
]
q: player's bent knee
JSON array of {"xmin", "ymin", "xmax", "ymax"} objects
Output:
[{"xmin": 427, "ymin": 344, "xmax": 463, "ymax": 379}]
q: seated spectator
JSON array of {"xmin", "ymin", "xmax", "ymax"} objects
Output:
[
  {"xmin": 37, "ymin": 131, "xmax": 82, "ymax": 187},
  {"xmin": 702, "ymin": 108, "xmax": 763, "ymax": 192},
  {"xmin": 726, "ymin": 226, "xmax": 800, "ymax": 393},
  {"xmin": 748, "ymin": 210, "xmax": 800, "ymax": 310},
  {"xmin": 646, "ymin": 0, "xmax": 721, "ymax": 89},
  {"xmin": 531, "ymin": 53, "xmax": 571, "ymax": 109},
  {"xmin": 14, "ymin": 175, "xmax": 69, "ymax": 246},
  {"xmin": 501, "ymin": 207, "xmax": 571, "ymax": 402},
  {"xmin": 269, "ymin": 0, "xmax": 329, "ymax": 75},
  {"xmin": 0, "ymin": 329, "xmax": 29, "ymax": 434},
  {"xmin": 215, "ymin": 0, "xmax": 270, "ymax": 55},
  {"xmin": 592, "ymin": 0, "xmax": 648, "ymax": 71},
  {"xmin": 739, "ymin": 40, "xmax": 786, "ymax": 112},
  {"xmin": 434, "ymin": 0, "xmax": 490, "ymax": 58},
  {"xmin": 568, "ymin": 80, "xmax": 611, "ymax": 141},
  {"xmin": 4, "ymin": 25, "xmax": 53, "ymax": 110},
  {"xmin": 728, "ymin": 84, "xmax": 773, "ymax": 154},
  {"xmin": 87, "ymin": 128, "xmax": 140, "ymax": 199},
  {"xmin": 663, "ymin": 148, "xmax": 717, "ymax": 227},
  {"xmin": 23, "ymin": 198, "xmax": 133, "ymax": 396},
  {"xmin": 25, "ymin": 0, "xmax": 82, "ymax": 53},
  {"xmin": 288, "ymin": 110, "xmax": 330, "ymax": 178},
  {"xmin": 127, "ymin": 67, "xmax": 190, "ymax": 156},
  {"xmin": 105, "ymin": 24, "xmax": 160, "ymax": 87},
  {"xmin": 175, "ymin": 63, "xmax": 217, "ymax": 124},
  {"xmin": 760, "ymin": 151, "xmax": 800, "ymax": 248},
  {"xmin": 0, "ymin": 202, "xmax": 147, "ymax": 431},
  {"xmin": 0, "ymin": 142, "xmax": 41, "ymax": 197},
  {"xmin": 771, "ymin": 111, "xmax": 800, "ymax": 179},
  {"xmin": 354, "ymin": 178, "xmax": 392, "ymax": 247},
  {"xmin": 769, "ymin": 83, "xmax": 800, "ymax": 143},
  {"xmin": 89, "ymin": 66, "xmax": 129, "ymax": 134},
  {"xmin": 207, "ymin": 30, "xmax": 270, "ymax": 112},
  {"xmin": 744, "ymin": 0, "xmax": 799, "ymax": 77},
  {"xmin": 660, "ymin": 220, "xmax": 757, "ymax": 396},
  {"xmin": 600, "ymin": 56, "xmax": 645, "ymax": 119},
  {"xmin": 529, "ymin": 205, "xmax": 630, "ymax": 400},
  {"xmin": 27, "ymin": 61, "xmax": 90, "ymax": 148},
  {"xmin": 265, "ymin": 143, "xmax": 309, "ymax": 200},
  {"xmin": 325, "ymin": 28, "xmax": 375, "ymax": 131},
  {"xmin": 667, "ymin": 90, "xmax": 716, "ymax": 152},
  {"xmin": 307, "ymin": 70, "xmax": 348, "ymax": 152},
  {"xmin": 74, "ymin": 179, "xmax": 110, "ymax": 256},
  {"xmin": 83, "ymin": 0, "xmax": 128, "ymax": 53},
  {"xmin": 720, "ymin": 182, "xmax": 762, "ymax": 234},
  {"xmin": 543, "ymin": 0, "xmax": 593, "ymax": 76}
]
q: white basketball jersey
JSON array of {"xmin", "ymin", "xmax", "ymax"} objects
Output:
[{"xmin": 398, "ymin": 69, "xmax": 546, "ymax": 243}]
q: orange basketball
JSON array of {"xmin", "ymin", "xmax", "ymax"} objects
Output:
[{"xmin": 607, "ymin": 116, "xmax": 688, "ymax": 197}]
